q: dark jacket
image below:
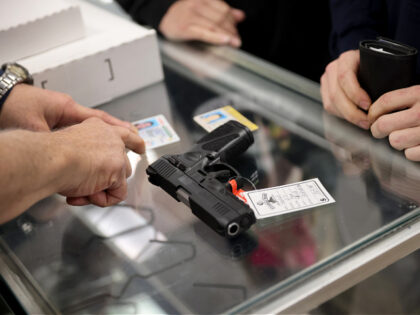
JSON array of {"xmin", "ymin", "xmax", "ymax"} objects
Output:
[
  {"xmin": 116, "ymin": 0, "xmax": 175, "ymax": 30},
  {"xmin": 330, "ymin": 0, "xmax": 420, "ymax": 74},
  {"xmin": 116, "ymin": 0, "xmax": 332, "ymax": 82}
]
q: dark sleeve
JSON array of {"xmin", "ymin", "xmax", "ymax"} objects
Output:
[
  {"xmin": 115, "ymin": 0, "xmax": 177, "ymax": 30},
  {"xmin": 329, "ymin": 0, "xmax": 386, "ymax": 58},
  {"xmin": 394, "ymin": 1, "xmax": 420, "ymax": 78},
  {"xmin": 395, "ymin": 1, "xmax": 420, "ymax": 54}
]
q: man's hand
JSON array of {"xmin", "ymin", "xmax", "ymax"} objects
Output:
[
  {"xmin": 159, "ymin": 0, "xmax": 245, "ymax": 47},
  {"xmin": 55, "ymin": 117, "xmax": 145, "ymax": 207},
  {"xmin": 0, "ymin": 84, "xmax": 134, "ymax": 132},
  {"xmin": 368, "ymin": 86, "xmax": 420, "ymax": 161},
  {"xmin": 320, "ymin": 50, "xmax": 372, "ymax": 130}
]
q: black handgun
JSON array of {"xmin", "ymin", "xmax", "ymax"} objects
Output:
[{"xmin": 146, "ymin": 120, "xmax": 257, "ymax": 238}]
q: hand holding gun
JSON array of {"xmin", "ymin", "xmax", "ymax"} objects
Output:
[{"xmin": 146, "ymin": 121, "xmax": 256, "ymax": 238}]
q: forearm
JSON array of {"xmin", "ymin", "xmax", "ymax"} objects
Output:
[{"xmin": 0, "ymin": 130, "xmax": 70, "ymax": 223}]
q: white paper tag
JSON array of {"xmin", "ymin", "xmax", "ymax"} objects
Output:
[{"xmin": 242, "ymin": 178, "xmax": 335, "ymax": 219}]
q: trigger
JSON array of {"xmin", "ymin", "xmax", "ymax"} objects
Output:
[{"xmin": 211, "ymin": 170, "xmax": 231, "ymax": 181}]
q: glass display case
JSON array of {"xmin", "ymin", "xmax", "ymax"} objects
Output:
[{"xmin": 0, "ymin": 4, "xmax": 419, "ymax": 313}]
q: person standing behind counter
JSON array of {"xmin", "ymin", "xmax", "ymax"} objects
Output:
[
  {"xmin": 0, "ymin": 63, "xmax": 145, "ymax": 223},
  {"xmin": 116, "ymin": 0, "xmax": 332, "ymax": 82},
  {"xmin": 321, "ymin": 0, "xmax": 420, "ymax": 161}
]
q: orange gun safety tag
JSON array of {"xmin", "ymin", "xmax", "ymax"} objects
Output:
[{"xmin": 229, "ymin": 179, "xmax": 247, "ymax": 203}]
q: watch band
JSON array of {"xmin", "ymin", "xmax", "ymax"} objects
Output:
[
  {"xmin": 0, "ymin": 68, "xmax": 25, "ymax": 99},
  {"xmin": 0, "ymin": 63, "xmax": 33, "ymax": 114},
  {"xmin": 0, "ymin": 68, "xmax": 9, "ymax": 111}
]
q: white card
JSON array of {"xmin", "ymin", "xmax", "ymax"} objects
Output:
[
  {"xmin": 132, "ymin": 115, "xmax": 180, "ymax": 150},
  {"xmin": 242, "ymin": 178, "xmax": 335, "ymax": 219}
]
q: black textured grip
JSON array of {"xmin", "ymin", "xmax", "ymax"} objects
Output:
[
  {"xmin": 197, "ymin": 123, "xmax": 236, "ymax": 145},
  {"xmin": 201, "ymin": 135, "xmax": 237, "ymax": 152},
  {"xmin": 195, "ymin": 121, "xmax": 253, "ymax": 161}
]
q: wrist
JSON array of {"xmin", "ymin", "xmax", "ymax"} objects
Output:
[
  {"xmin": 0, "ymin": 63, "xmax": 33, "ymax": 116},
  {"xmin": 0, "ymin": 129, "xmax": 71, "ymax": 221},
  {"xmin": 47, "ymin": 130, "xmax": 80, "ymax": 193},
  {"xmin": 0, "ymin": 89, "xmax": 12, "ymax": 114},
  {"xmin": 32, "ymin": 130, "xmax": 79, "ymax": 196}
]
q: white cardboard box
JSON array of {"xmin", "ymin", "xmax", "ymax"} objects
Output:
[
  {"xmin": 17, "ymin": 0, "xmax": 164, "ymax": 108},
  {"xmin": 0, "ymin": 0, "xmax": 85, "ymax": 62}
]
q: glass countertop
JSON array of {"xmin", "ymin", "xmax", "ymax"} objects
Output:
[{"xmin": 1, "ymin": 37, "xmax": 420, "ymax": 314}]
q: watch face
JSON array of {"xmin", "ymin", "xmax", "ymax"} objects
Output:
[
  {"xmin": 4, "ymin": 63, "xmax": 33, "ymax": 85},
  {"xmin": 8, "ymin": 64, "xmax": 29, "ymax": 79}
]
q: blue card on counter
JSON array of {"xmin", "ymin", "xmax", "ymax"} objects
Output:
[{"xmin": 132, "ymin": 115, "xmax": 180, "ymax": 150}]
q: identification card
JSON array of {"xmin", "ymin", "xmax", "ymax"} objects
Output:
[
  {"xmin": 242, "ymin": 178, "xmax": 335, "ymax": 219},
  {"xmin": 133, "ymin": 115, "xmax": 180, "ymax": 150},
  {"xmin": 194, "ymin": 105, "xmax": 258, "ymax": 132}
]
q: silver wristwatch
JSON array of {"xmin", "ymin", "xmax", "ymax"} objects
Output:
[{"xmin": 0, "ymin": 63, "xmax": 33, "ymax": 99}]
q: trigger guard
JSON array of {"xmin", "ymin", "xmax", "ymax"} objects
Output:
[{"xmin": 205, "ymin": 163, "xmax": 239, "ymax": 178}]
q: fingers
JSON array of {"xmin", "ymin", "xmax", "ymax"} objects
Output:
[
  {"xmin": 195, "ymin": 1, "xmax": 237, "ymax": 35},
  {"xmin": 188, "ymin": 17, "xmax": 241, "ymax": 47},
  {"xmin": 88, "ymin": 187, "xmax": 125, "ymax": 207},
  {"xmin": 321, "ymin": 73, "xmax": 342, "ymax": 117},
  {"xmin": 337, "ymin": 51, "xmax": 371, "ymax": 110},
  {"xmin": 125, "ymin": 153, "xmax": 132, "ymax": 178},
  {"xmin": 205, "ymin": 0, "xmax": 246, "ymax": 23},
  {"xmin": 88, "ymin": 171, "xmax": 128, "ymax": 207},
  {"xmin": 92, "ymin": 109, "xmax": 133, "ymax": 130},
  {"xmin": 405, "ymin": 146, "xmax": 420, "ymax": 161},
  {"xmin": 200, "ymin": 0, "xmax": 245, "ymax": 35},
  {"xmin": 67, "ymin": 161, "xmax": 131, "ymax": 208},
  {"xmin": 205, "ymin": 0, "xmax": 231, "ymax": 13},
  {"xmin": 231, "ymin": 8, "xmax": 246, "ymax": 23},
  {"xmin": 62, "ymin": 100, "xmax": 133, "ymax": 130},
  {"xmin": 60, "ymin": 117, "xmax": 135, "ymax": 208},
  {"xmin": 6, "ymin": 87, "xmax": 134, "ymax": 133},
  {"xmin": 66, "ymin": 190, "xmax": 128, "ymax": 207},
  {"xmin": 371, "ymin": 106, "xmax": 420, "ymax": 138},
  {"xmin": 159, "ymin": 0, "xmax": 242, "ymax": 47},
  {"xmin": 67, "ymin": 168, "xmax": 129, "ymax": 207},
  {"xmin": 187, "ymin": 25, "xmax": 232, "ymax": 45},
  {"xmin": 67, "ymin": 190, "xmax": 127, "ymax": 207},
  {"xmin": 336, "ymin": 93, "xmax": 370, "ymax": 129},
  {"xmin": 368, "ymin": 86, "xmax": 420, "ymax": 123},
  {"xmin": 388, "ymin": 126, "xmax": 420, "ymax": 151},
  {"xmin": 66, "ymin": 196, "xmax": 90, "ymax": 206},
  {"xmin": 203, "ymin": 0, "xmax": 245, "ymax": 30},
  {"xmin": 128, "ymin": 124, "xmax": 139, "ymax": 135},
  {"xmin": 369, "ymin": 86, "xmax": 420, "ymax": 139},
  {"xmin": 324, "ymin": 61, "xmax": 370, "ymax": 129},
  {"xmin": 368, "ymin": 86, "xmax": 420, "ymax": 159},
  {"xmin": 113, "ymin": 125, "xmax": 145, "ymax": 154},
  {"xmin": 193, "ymin": 0, "xmax": 242, "ymax": 47}
]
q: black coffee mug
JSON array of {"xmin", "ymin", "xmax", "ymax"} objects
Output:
[{"xmin": 359, "ymin": 37, "xmax": 418, "ymax": 102}]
